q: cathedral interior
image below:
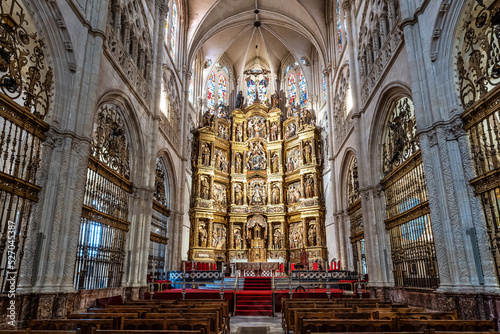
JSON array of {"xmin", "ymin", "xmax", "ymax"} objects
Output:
[{"xmin": 2, "ymin": 0, "xmax": 500, "ymax": 328}]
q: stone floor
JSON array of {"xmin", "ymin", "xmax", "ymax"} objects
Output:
[{"xmin": 230, "ymin": 314, "xmax": 283, "ymax": 334}]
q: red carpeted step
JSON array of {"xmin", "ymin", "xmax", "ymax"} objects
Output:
[{"xmin": 235, "ymin": 277, "xmax": 273, "ymax": 316}]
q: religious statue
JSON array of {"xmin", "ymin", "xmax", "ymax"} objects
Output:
[
  {"xmin": 247, "ymin": 116, "xmax": 267, "ymax": 138},
  {"xmin": 202, "ymin": 110, "xmax": 213, "ymax": 127},
  {"xmin": 235, "ymin": 152, "xmax": 243, "ymax": 173},
  {"xmin": 247, "ymin": 142, "xmax": 267, "ymax": 170},
  {"xmin": 217, "ymin": 124, "xmax": 228, "ymax": 139},
  {"xmin": 271, "ymin": 183, "xmax": 280, "ymax": 204},
  {"xmin": 202, "ymin": 143, "xmax": 211, "ymax": 166},
  {"xmin": 271, "ymin": 152, "xmax": 279, "ymax": 173},
  {"xmin": 234, "ymin": 183, "xmax": 243, "ymax": 205},
  {"xmin": 199, "ymin": 224, "xmax": 207, "ymax": 247},
  {"xmin": 200, "ymin": 176, "xmax": 210, "ymax": 200},
  {"xmin": 303, "ymin": 109, "xmax": 313, "ymax": 125},
  {"xmin": 236, "ymin": 123, "xmax": 243, "ymax": 142},
  {"xmin": 303, "ymin": 140, "xmax": 312, "ymax": 164},
  {"xmin": 308, "ymin": 223, "xmax": 317, "ymax": 246},
  {"xmin": 270, "ymin": 122, "xmax": 279, "ymax": 141},
  {"xmin": 274, "ymin": 228, "xmax": 283, "ymax": 249},
  {"xmin": 248, "ymin": 181, "xmax": 266, "ymax": 205},
  {"xmin": 305, "ymin": 174, "xmax": 315, "ymax": 198},
  {"xmin": 234, "ymin": 228, "xmax": 242, "ymax": 250},
  {"xmin": 271, "ymin": 92, "xmax": 279, "ymax": 108},
  {"xmin": 288, "ymin": 183, "xmax": 302, "ymax": 204},
  {"xmin": 235, "ymin": 90, "xmax": 244, "ymax": 109},
  {"xmin": 285, "ymin": 122, "xmax": 296, "ymax": 140}
]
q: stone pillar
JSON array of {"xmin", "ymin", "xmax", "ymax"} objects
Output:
[
  {"xmin": 387, "ymin": 0, "xmax": 396, "ymax": 29},
  {"xmin": 399, "ymin": 0, "xmax": 499, "ymax": 292},
  {"xmin": 373, "ymin": 29, "xmax": 380, "ymax": 59}
]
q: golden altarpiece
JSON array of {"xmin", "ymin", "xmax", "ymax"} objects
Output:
[{"xmin": 188, "ymin": 101, "xmax": 327, "ymax": 264}]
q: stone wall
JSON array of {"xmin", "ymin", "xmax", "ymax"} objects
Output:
[{"xmin": 372, "ymin": 287, "xmax": 500, "ymax": 326}]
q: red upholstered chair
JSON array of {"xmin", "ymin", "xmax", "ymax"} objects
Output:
[
  {"xmin": 280, "ymin": 263, "xmax": 283, "ymax": 272},
  {"xmin": 291, "ymin": 263, "xmax": 295, "ymax": 271},
  {"xmin": 313, "ymin": 263, "xmax": 318, "ymax": 270}
]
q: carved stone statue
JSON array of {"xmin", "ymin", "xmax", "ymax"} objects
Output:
[
  {"xmin": 236, "ymin": 123, "xmax": 243, "ymax": 141},
  {"xmin": 308, "ymin": 223, "xmax": 317, "ymax": 246},
  {"xmin": 199, "ymin": 224, "xmax": 207, "ymax": 247},
  {"xmin": 235, "ymin": 90, "xmax": 244, "ymax": 109},
  {"xmin": 303, "ymin": 109, "xmax": 313, "ymax": 125},
  {"xmin": 234, "ymin": 183, "xmax": 243, "ymax": 205},
  {"xmin": 305, "ymin": 174, "xmax": 315, "ymax": 198},
  {"xmin": 274, "ymin": 228, "xmax": 283, "ymax": 249},
  {"xmin": 200, "ymin": 176, "xmax": 210, "ymax": 200},
  {"xmin": 271, "ymin": 152, "xmax": 279, "ymax": 173},
  {"xmin": 271, "ymin": 183, "xmax": 280, "ymax": 204},
  {"xmin": 270, "ymin": 122, "xmax": 279, "ymax": 141},
  {"xmin": 235, "ymin": 152, "xmax": 243, "ymax": 173},
  {"xmin": 303, "ymin": 140, "xmax": 312, "ymax": 164},
  {"xmin": 271, "ymin": 92, "xmax": 279, "ymax": 108},
  {"xmin": 202, "ymin": 110, "xmax": 213, "ymax": 127},
  {"xmin": 234, "ymin": 228, "xmax": 242, "ymax": 250},
  {"xmin": 202, "ymin": 143, "xmax": 211, "ymax": 166}
]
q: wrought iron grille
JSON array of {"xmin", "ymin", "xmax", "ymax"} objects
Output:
[
  {"xmin": 0, "ymin": 0, "xmax": 52, "ymax": 292},
  {"xmin": 149, "ymin": 158, "xmax": 169, "ymax": 279},
  {"xmin": 382, "ymin": 153, "xmax": 439, "ymax": 289},
  {"xmin": 381, "ymin": 97, "xmax": 439, "ymax": 289},
  {"xmin": 457, "ymin": 0, "xmax": 500, "ymax": 109},
  {"xmin": 459, "ymin": 0, "xmax": 500, "ymax": 284},
  {"xmin": 74, "ymin": 104, "xmax": 131, "ymax": 290},
  {"xmin": 462, "ymin": 87, "xmax": 500, "ymax": 282}
]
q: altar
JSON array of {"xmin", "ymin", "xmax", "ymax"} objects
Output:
[{"xmin": 231, "ymin": 261, "xmax": 283, "ymax": 277}]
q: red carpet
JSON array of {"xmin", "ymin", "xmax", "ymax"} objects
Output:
[{"xmin": 235, "ymin": 277, "xmax": 272, "ymax": 316}]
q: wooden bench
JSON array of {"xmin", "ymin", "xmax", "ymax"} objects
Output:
[
  {"xmin": 91, "ymin": 330, "xmax": 201, "ymax": 334},
  {"xmin": 0, "ymin": 331, "xmax": 81, "ymax": 334},
  {"xmin": 29, "ymin": 319, "xmax": 113, "ymax": 334},
  {"xmin": 300, "ymin": 319, "xmax": 496, "ymax": 334},
  {"xmin": 146, "ymin": 312, "xmax": 220, "ymax": 334},
  {"xmin": 68, "ymin": 313, "xmax": 140, "ymax": 320}
]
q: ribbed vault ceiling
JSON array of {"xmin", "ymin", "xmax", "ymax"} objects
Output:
[{"xmin": 187, "ymin": 0, "xmax": 328, "ymax": 83}]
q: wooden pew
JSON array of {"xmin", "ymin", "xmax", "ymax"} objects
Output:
[
  {"xmin": 146, "ymin": 312, "xmax": 220, "ymax": 334},
  {"xmin": 68, "ymin": 313, "xmax": 140, "ymax": 320},
  {"xmin": 91, "ymin": 331, "xmax": 201, "ymax": 334},
  {"xmin": 0, "ymin": 331, "xmax": 80, "ymax": 334},
  {"xmin": 300, "ymin": 318, "xmax": 496, "ymax": 334},
  {"xmin": 28, "ymin": 319, "xmax": 113, "ymax": 334}
]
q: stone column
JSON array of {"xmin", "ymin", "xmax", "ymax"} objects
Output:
[
  {"xmin": 387, "ymin": 0, "xmax": 396, "ymax": 29},
  {"xmin": 399, "ymin": 0, "xmax": 499, "ymax": 292},
  {"xmin": 17, "ymin": 0, "xmax": 112, "ymax": 294}
]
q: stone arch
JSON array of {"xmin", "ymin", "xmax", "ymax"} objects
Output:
[
  {"xmin": 156, "ymin": 148, "xmax": 178, "ymax": 212},
  {"xmin": 368, "ymin": 82, "xmax": 412, "ymax": 184},
  {"xmin": 429, "ymin": 0, "xmax": 467, "ymax": 114},
  {"xmin": 18, "ymin": 0, "xmax": 77, "ymax": 125},
  {"xmin": 95, "ymin": 91, "xmax": 147, "ymax": 185},
  {"xmin": 339, "ymin": 148, "xmax": 358, "ymax": 210}
]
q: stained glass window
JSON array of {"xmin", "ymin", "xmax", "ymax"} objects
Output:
[
  {"xmin": 337, "ymin": 0, "xmax": 343, "ymax": 53},
  {"xmin": 299, "ymin": 71, "xmax": 307, "ymax": 106},
  {"xmin": 288, "ymin": 73, "xmax": 296, "ymax": 106},
  {"xmin": 207, "ymin": 71, "xmax": 216, "ymax": 113},
  {"xmin": 170, "ymin": 1, "xmax": 177, "ymax": 59},
  {"xmin": 258, "ymin": 79, "xmax": 267, "ymax": 101},
  {"xmin": 322, "ymin": 66, "xmax": 327, "ymax": 101},
  {"xmin": 247, "ymin": 80, "xmax": 256, "ymax": 105},
  {"xmin": 188, "ymin": 75, "xmax": 193, "ymax": 103},
  {"xmin": 164, "ymin": 20, "xmax": 169, "ymax": 43},
  {"xmin": 218, "ymin": 74, "xmax": 227, "ymax": 105}
]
